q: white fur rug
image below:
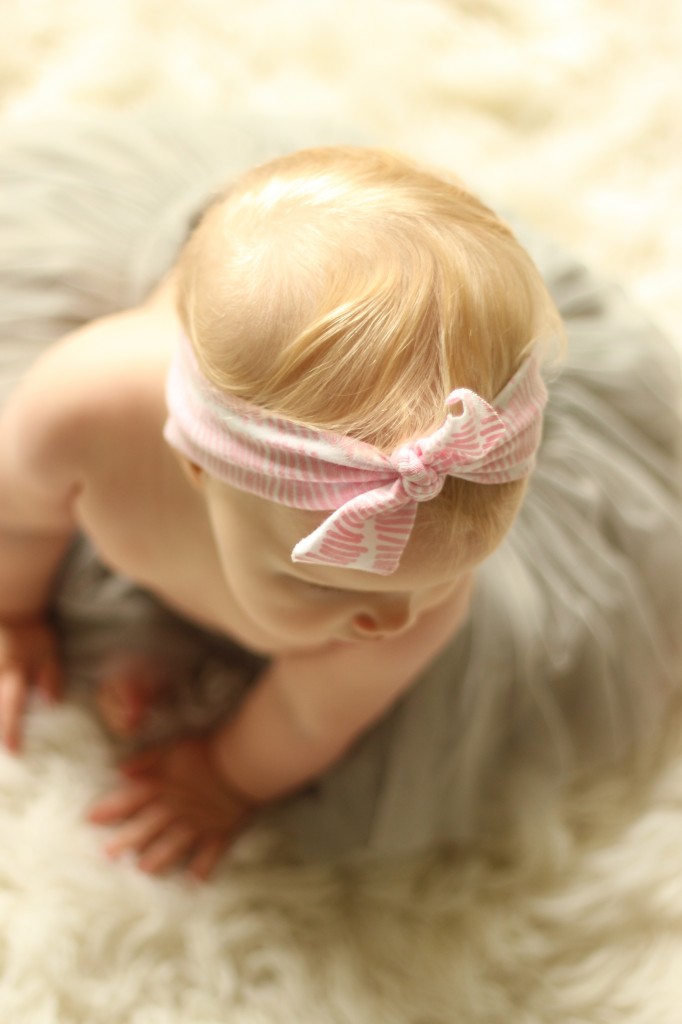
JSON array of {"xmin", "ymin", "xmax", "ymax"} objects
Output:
[{"xmin": 2, "ymin": 3, "xmax": 682, "ymax": 1021}]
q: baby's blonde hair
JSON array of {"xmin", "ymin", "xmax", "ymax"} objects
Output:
[{"xmin": 177, "ymin": 146, "xmax": 562, "ymax": 553}]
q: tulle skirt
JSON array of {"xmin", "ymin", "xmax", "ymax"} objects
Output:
[{"xmin": 1, "ymin": 112, "xmax": 681, "ymax": 861}]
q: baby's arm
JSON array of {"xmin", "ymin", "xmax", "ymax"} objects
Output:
[
  {"xmin": 0, "ymin": 352, "xmax": 83, "ymax": 748},
  {"xmin": 210, "ymin": 577, "xmax": 473, "ymax": 801},
  {"xmin": 0, "ymin": 299, "xmax": 165, "ymax": 750}
]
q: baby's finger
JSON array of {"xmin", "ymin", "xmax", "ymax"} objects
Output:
[
  {"xmin": 103, "ymin": 802, "xmax": 178, "ymax": 860},
  {"xmin": 87, "ymin": 778, "xmax": 161, "ymax": 825},
  {"xmin": 0, "ymin": 667, "xmax": 27, "ymax": 753},
  {"xmin": 188, "ymin": 836, "xmax": 229, "ymax": 882},
  {"xmin": 137, "ymin": 822, "xmax": 197, "ymax": 875}
]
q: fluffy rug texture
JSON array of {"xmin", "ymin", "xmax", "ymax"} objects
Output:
[{"xmin": 1, "ymin": 2, "xmax": 682, "ymax": 1022}]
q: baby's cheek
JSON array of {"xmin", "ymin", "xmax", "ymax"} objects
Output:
[{"xmin": 274, "ymin": 598, "xmax": 341, "ymax": 627}]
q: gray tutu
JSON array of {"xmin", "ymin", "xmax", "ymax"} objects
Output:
[{"xmin": 1, "ymin": 113, "xmax": 681, "ymax": 861}]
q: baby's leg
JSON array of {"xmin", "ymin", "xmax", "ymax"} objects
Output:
[
  {"xmin": 95, "ymin": 652, "xmax": 176, "ymax": 738},
  {"xmin": 92, "ymin": 642, "xmax": 264, "ymax": 744}
]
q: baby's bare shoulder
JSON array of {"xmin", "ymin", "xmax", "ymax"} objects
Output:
[{"xmin": 1, "ymin": 304, "xmax": 174, "ymax": 489}]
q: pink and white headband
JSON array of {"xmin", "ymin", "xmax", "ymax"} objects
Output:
[{"xmin": 164, "ymin": 337, "xmax": 547, "ymax": 574}]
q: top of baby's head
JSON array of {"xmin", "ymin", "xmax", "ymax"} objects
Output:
[{"xmin": 176, "ymin": 146, "xmax": 560, "ymax": 552}]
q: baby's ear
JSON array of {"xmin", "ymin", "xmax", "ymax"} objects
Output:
[{"xmin": 175, "ymin": 452, "xmax": 205, "ymax": 490}]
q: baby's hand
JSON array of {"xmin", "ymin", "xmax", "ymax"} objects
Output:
[
  {"xmin": 87, "ymin": 734, "xmax": 255, "ymax": 880},
  {"xmin": 0, "ymin": 617, "xmax": 63, "ymax": 753}
]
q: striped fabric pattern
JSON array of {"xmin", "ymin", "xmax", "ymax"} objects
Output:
[{"xmin": 164, "ymin": 336, "xmax": 547, "ymax": 574}]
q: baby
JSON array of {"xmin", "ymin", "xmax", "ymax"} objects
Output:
[{"xmin": 0, "ymin": 146, "xmax": 560, "ymax": 877}]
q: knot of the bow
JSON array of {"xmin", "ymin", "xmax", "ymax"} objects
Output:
[{"xmin": 394, "ymin": 444, "xmax": 444, "ymax": 501}]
